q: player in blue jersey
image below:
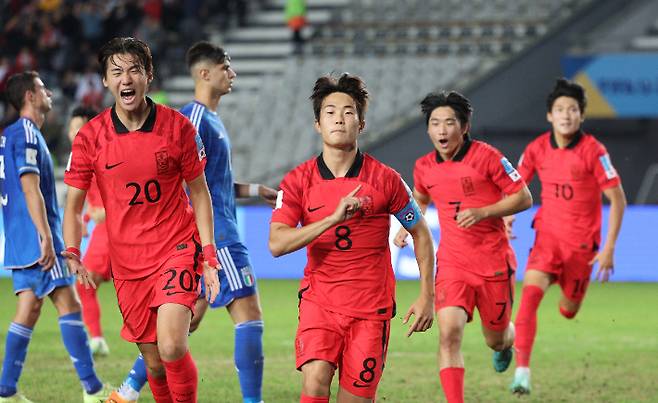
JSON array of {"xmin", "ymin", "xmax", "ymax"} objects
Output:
[
  {"xmin": 108, "ymin": 42, "xmax": 276, "ymax": 403},
  {"xmin": 183, "ymin": 40, "xmax": 276, "ymax": 403},
  {"xmin": 0, "ymin": 71, "xmax": 112, "ymax": 402}
]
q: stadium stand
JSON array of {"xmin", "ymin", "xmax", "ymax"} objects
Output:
[{"xmin": 161, "ymin": 0, "xmax": 596, "ymax": 184}]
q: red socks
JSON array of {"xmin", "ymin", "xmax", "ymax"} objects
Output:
[
  {"xmin": 559, "ymin": 306, "xmax": 577, "ymax": 319},
  {"xmin": 76, "ymin": 281, "xmax": 102, "ymax": 337},
  {"xmin": 162, "ymin": 351, "xmax": 198, "ymax": 403},
  {"xmin": 147, "ymin": 372, "xmax": 173, "ymax": 403},
  {"xmin": 300, "ymin": 395, "xmax": 329, "ymax": 403},
  {"xmin": 439, "ymin": 367, "xmax": 464, "ymax": 403},
  {"xmin": 514, "ymin": 285, "xmax": 545, "ymax": 367}
]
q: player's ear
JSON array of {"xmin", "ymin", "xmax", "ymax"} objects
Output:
[
  {"xmin": 546, "ymin": 111, "xmax": 553, "ymax": 124},
  {"xmin": 313, "ymin": 120, "xmax": 322, "ymax": 134},
  {"xmin": 358, "ymin": 120, "xmax": 365, "ymax": 133},
  {"xmin": 102, "ymin": 75, "xmax": 108, "ymax": 88}
]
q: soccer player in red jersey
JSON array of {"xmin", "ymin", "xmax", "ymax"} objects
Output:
[
  {"xmin": 509, "ymin": 78, "xmax": 626, "ymax": 395},
  {"xmin": 62, "ymin": 37, "xmax": 221, "ymax": 403},
  {"xmin": 394, "ymin": 91, "xmax": 532, "ymax": 403},
  {"xmin": 67, "ymin": 106, "xmax": 112, "ymax": 357},
  {"xmin": 269, "ymin": 73, "xmax": 435, "ymax": 403}
]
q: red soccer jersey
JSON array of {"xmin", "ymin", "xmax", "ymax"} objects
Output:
[
  {"xmin": 518, "ymin": 131, "xmax": 621, "ymax": 250},
  {"xmin": 65, "ymin": 99, "xmax": 206, "ymax": 279},
  {"xmin": 271, "ymin": 152, "xmax": 414, "ymax": 320},
  {"xmin": 86, "ymin": 176, "xmax": 103, "ymax": 209},
  {"xmin": 414, "ymin": 139, "xmax": 525, "ymax": 278}
]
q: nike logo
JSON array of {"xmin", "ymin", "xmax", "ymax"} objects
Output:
[
  {"xmin": 0, "ymin": 194, "xmax": 7, "ymax": 206},
  {"xmin": 307, "ymin": 205, "xmax": 325, "ymax": 212},
  {"xmin": 427, "ymin": 183, "xmax": 438, "ymax": 189},
  {"xmin": 352, "ymin": 380, "xmax": 370, "ymax": 388},
  {"xmin": 166, "ymin": 291, "xmax": 184, "ymax": 296},
  {"xmin": 105, "ymin": 161, "xmax": 124, "ymax": 170}
]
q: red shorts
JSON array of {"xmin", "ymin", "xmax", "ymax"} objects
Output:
[
  {"xmin": 527, "ymin": 231, "xmax": 596, "ymax": 304},
  {"xmin": 113, "ymin": 246, "xmax": 202, "ymax": 343},
  {"xmin": 435, "ymin": 266, "xmax": 515, "ymax": 331},
  {"xmin": 296, "ymin": 299, "xmax": 390, "ymax": 399},
  {"xmin": 82, "ymin": 222, "xmax": 111, "ymax": 280}
]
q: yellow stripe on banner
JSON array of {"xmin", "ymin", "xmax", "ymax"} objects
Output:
[{"xmin": 573, "ymin": 72, "xmax": 616, "ymax": 118}]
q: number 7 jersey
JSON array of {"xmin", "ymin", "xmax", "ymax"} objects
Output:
[
  {"xmin": 413, "ymin": 138, "xmax": 525, "ymax": 278},
  {"xmin": 271, "ymin": 152, "xmax": 421, "ymax": 320},
  {"xmin": 64, "ymin": 99, "xmax": 207, "ymax": 279}
]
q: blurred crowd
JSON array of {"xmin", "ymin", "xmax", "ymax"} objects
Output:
[{"xmin": 0, "ymin": 0, "xmax": 254, "ymax": 165}]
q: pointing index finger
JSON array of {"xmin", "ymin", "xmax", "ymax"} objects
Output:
[{"xmin": 346, "ymin": 185, "xmax": 362, "ymax": 198}]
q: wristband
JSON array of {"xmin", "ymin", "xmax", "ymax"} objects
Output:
[
  {"xmin": 203, "ymin": 244, "xmax": 219, "ymax": 267},
  {"xmin": 64, "ymin": 247, "xmax": 82, "ymax": 260},
  {"xmin": 248, "ymin": 184, "xmax": 260, "ymax": 197}
]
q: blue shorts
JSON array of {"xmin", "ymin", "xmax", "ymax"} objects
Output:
[
  {"xmin": 200, "ymin": 243, "xmax": 258, "ymax": 308},
  {"xmin": 12, "ymin": 257, "xmax": 75, "ymax": 299}
]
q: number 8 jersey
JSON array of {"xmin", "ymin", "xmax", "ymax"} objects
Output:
[
  {"xmin": 64, "ymin": 98, "xmax": 207, "ymax": 279},
  {"xmin": 271, "ymin": 152, "xmax": 420, "ymax": 320}
]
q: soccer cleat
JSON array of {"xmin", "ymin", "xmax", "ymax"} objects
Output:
[
  {"xmin": 493, "ymin": 347, "xmax": 513, "ymax": 372},
  {"xmin": 0, "ymin": 394, "xmax": 33, "ymax": 403},
  {"xmin": 104, "ymin": 390, "xmax": 136, "ymax": 403},
  {"xmin": 83, "ymin": 383, "xmax": 114, "ymax": 403},
  {"xmin": 89, "ymin": 337, "xmax": 110, "ymax": 357},
  {"xmin": 510, "ymin": 367, "xmax": 531, "ymax": 395}
]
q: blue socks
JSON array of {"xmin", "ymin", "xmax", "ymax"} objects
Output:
[
  {"xmin": 124, "ymin": 354, "xmax": 148, "ymax": 393},
  {"xmin": 59, "ymin": 312, "xmax": 103, "ymax": 394},
  {"xmin": 234, "ymin": 320, "xmax": 264, "ymax": 403},
  {"xmin": 0, "ymin": 323, "xmax": 32, "ymax": 397}
]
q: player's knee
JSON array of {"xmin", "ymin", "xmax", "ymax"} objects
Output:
[
  {"xmin": 302, "ymin": 366, "xmax": 334, "ymax": 394},
  {"xmin": 439, "ymin": 328, "xmax": 463, "ymax": 351},
  {"xmin": 145, "ymin": 362, "xmax": 166, "ymax": 378},
  {"xmin": 157, "ymin": 341, "xmax": 188, "ymax": 361}
]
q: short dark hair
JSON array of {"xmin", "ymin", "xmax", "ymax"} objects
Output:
[
  {"xmin": 547, "ymin": 77, "xmax": 586, "ymax": 113},
  {"xmin": 420, "ymin": 90, "xmax": 473, "ymax": 126},
  {"xmin": 98, "ymin": 37, "xmax": 153, "ymax": 78},
  {"xmin": 186, "ymin": 41, "xmax": 228, "ymax": 70},
  {"xmin": 5, "ymin": 71, "xmax": 39, "ymax": 111},
  {"xmin": 310, "ymin": 73, "xmax": 369, "ymax": 124},
  {"xmin": 71, "ymin": 105, "xmax": 98, "ymax": 121}
]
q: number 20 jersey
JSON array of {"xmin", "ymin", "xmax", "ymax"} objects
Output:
[
  {"xmin": 271, "ymin": 152, "xmax": 417, "ymax": 320},
  {"xmin": 517, "ymin": 131, "xmax": 621, "ymax": 250},
  {"xmin": 64, "ymin": 101, "xmax": 206, "ymax": 280}
]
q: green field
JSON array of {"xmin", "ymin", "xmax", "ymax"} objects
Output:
[{"xmin": 0, "ymin": 279, "xmax": 657, "ymax": 402}]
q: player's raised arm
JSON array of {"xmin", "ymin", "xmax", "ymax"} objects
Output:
[
  {"xmin": 394, "ymin": 188, "xmax": 431, "ymax": 248},
  {"xmin": 269, "ymin": 185, "xmax": 361, "ymax": 257},
  {"xmin": 62, "ymin": 185, "xmax": 95, "ymax": 288},
  {"xmin": 592, "ymin": 184, "xmax": 627, "ymax": 282}
]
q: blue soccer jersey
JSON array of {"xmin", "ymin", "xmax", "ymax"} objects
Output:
[
  {"xmin": 180, "ymin": 101, "xmax": 240, "ymax": 247},
  {"xmin": 0, "ymin": 117, "xmax": 65, "ymax": 269}
]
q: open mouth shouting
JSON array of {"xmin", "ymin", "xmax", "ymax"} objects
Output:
[{"xmin": 120, "ymin": 88, "xmax": 137, "ymax": 105}]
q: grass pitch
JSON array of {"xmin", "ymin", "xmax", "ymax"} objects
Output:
[{"xmin": 0, "ymin": 279, "xmax": 656, "ymax": 402}]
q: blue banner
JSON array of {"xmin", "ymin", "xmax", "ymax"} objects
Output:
[
  {"xmin": 561, "ymin": 53, "xmax": 658, "ymax": 118},
  {"xmin": 2, "ymin": 206, "xmax": 657, "ymax": 281}
]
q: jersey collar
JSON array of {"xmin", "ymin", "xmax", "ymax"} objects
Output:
[
  {"xmin": 317, "ymin": 150, "xmax": 364, "ymax": 179},
  {"xmin": 111, "ymin": 97, "xmax": 157, "ymax": 134},
  {"xmin": 435, "ymin": 136, "xmax": 472, "ymax": 164},
  {"xmin": 550, "ymin": 129, "xmax": 583, "ymax": 149}
]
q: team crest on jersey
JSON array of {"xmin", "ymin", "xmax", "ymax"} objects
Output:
[
  {"xmin": 460, "ymin": 176, "xmax": 475, "ymax": 196},
  {"xmin": 359, "ymin": 195, "xmax": 373, "ymax": 216},
  {"xmin": 241, "ymin": 266, "xmax": 254, "ymax": 287},
  {"xmin": 500, "ymin": 157, "xmax": 521, "ymax": 182},
  {"xmin": 155, "ymin": 151, "xmax": 169, "ymax": 174},
  {"xmin": 599, "ymin": 154, "xmax": 617, "ymax": 179},
  {"xmin": 570, "ymin": 166, "xmax": 585, "ymax": 180}
]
